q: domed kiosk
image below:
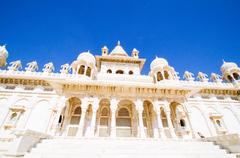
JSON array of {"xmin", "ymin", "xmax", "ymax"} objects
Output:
[
  {"xmin": 149, "ymin": 56, "xmax": 179, "ymax": 82},
  {"xmin": 71, "ymin": 51, "xmax": 96, "ymax": 78},
  {"xmin": 221, "ymin": 61, "xmax": 240, "ymax": 82},
  {"xmin": 0, "ymin": 45, "xmax": 8, "ymax": 67}
]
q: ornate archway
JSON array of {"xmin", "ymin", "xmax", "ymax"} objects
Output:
[
  {"xmin": 169, "ymin": 102, "xmax": 190, "ymax": 137},
  {"xmin": 58, "ymin": 97, "xmax": 82, "ymax": 136},
  {"xmin": 142, "ymin": 100, "xmax": 154, "ymax": 138},
  {"xmin": 116, "ymin": 100, "xmax": 136, "ymax": 137},
  {"xmin": 97, "ymin": 99, "xmax": 111, "ymax": 137}
]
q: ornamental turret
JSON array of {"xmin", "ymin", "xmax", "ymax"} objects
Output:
[
  {"xmin": 221, "ymin": 60, "xmax": 240, "ymax": 82},
  {"xmin": 101, "ymin": 46, "xmax": 108, "ymax": 56},
  {"xmin": 71, "ymin": 51, "xmax": 96, "ymax": 78},
  {"xmin": 0, "ymin": 45, "xmax": 8, "ymax": 67},
  {"xmin": 132, "ymin": 48, "xmax": 139, "ymax": 59},
  {"xmin": 149, "ymin": 56, "xmax": 179, "ymax": 83}
]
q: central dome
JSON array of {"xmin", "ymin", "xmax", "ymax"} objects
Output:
[
  {"xmin": 77, "ymin": 51, "xmax": 96, "ymax": 64},
  {"xmin": 150, "ymin": 57, "xmax": 168, "ymax": 70}
]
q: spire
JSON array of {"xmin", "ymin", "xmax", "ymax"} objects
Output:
[
  {"xmin": 109, "ymin": 41, "xmax": 128, "ymax": 56},
  {"xmin": 117, "ymin": 40, "xmax": 121, "ymax": 46},
  {"xmin": 222, "ymin": 59, "xmax": 226, "ymax": 64}
]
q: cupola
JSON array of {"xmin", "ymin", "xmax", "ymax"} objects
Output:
[
  {"xmin": 71, "ymin": 51, "xmax": 96, "ymax": 78},
  {"xmin": 102, "ymin": 46, "xmax": 108, "ymax": 56},
  {"xmin": 149, "ymin": 56, "xmax": 179, "ymax": 82},
  {"xmin": 221, "ymin": 60, "xmax": 240, "ymax": 82}
]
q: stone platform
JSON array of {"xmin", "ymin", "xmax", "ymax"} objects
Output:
[{"xmin": 23, "ymin": 137, "xmax": 237, "ymax": 158}]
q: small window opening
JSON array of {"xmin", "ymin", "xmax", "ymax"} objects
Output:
[
  {"xmin": 216, "ymin": 120, "xmax": 221, "ymax": 127},
  {"xmin": 129, "ymin": 71, "xmax": 133, "ymax": 75},
  {"xmin": 107, "ymin": 69, "xmax": 112, "ymax": 73},
  {"xmin": 180, "ymin": 119, "xmax": 185, "ymax": 127},
  {"xmin": 116, "ymin": 70, "xmax": 124, "ymax": 74}
]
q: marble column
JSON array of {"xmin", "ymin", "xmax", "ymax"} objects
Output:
[
  {"xmin": 154, "ymin": 101, "xmax": 166, "ymax": 139},
  {"xmin": 84, "ymin": 65, "xmax": 87, "ymax": 75},
  {"xmin": 166, "ymin": 110, "xmax": 177, "ymax": 138},
  {"xmin": 110, "ymin": 99, "xmax": 118, "ymax": 138},
  {"xmin": 77, "ymin": 99, "xmax": 88, "ymax": 137},
  {"xmin": 88, "ymin": 98, "xmax": 99, "ymax": 137},
  {"xmin": 156, "ymin": 110, "xmax": 167, "ymax": 139},
  {"xmin": 136, "ymin": 99, "xmax": 146, "ymax": 138}
]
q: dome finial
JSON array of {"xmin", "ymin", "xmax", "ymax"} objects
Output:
[
  {"xmin": 222, "ymin": 59, "xmax": 226, "ymax": 64},
  {"xmin": 117, "ymin": 40, "xmax": 121, "ymax": 46}
]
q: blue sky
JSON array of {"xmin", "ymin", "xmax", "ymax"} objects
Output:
[{"xmin": 0, "ymin": 0, "xmax": 239, "ymax": 77}]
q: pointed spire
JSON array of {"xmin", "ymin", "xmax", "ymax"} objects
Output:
[
  {"xmin": 117, "ymin": 40, "xmax": 121, "ymax": 46},
  {"xmin": 109, "ymin": 40, "xmax": 128, "ymax": 56},
  {"xmin": 222, "ymin": 59, "xmax": 226, "ymax": 64}
]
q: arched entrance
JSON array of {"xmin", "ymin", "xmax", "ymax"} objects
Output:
[
  {"xmin": 169, "ymin": 102, "xmax": 189, "ymax": 137},
  {"xmin": 142, "ymin": 100, "xmax": 154, "ymax": 138},
  {"xmin": 97, "ymin": 99, "xmax": 111, "ymax": 137},
  {"xmin": 58, "ymin": 97, "xmax": 82, "ymax": 136},
  {"xmin": 116, "ymin": 100, "xmax": 136, "ymax": 137}
]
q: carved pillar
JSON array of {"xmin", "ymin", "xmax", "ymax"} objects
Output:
[
  {"xmin": 110, "ymin": 99, "xmax": 118, "ymax": 138},
  {"xmin": 156, "ymin": 110, "xmax": 166, "ymax": 139},
  {"xmin": 154, "ymin": 101, "xmax": 166, "ymax": 139},
  {"xmin": 90, "ymin": 69, "xmax": 94, "ymax": 79},
  {"xmin": 89, "ymin": 98, "xmax": 99, "ymax": 137},
  {"xmin": 77, "ymin": 99, "xmax": 88, "ymax": 137},
  {"xmin": 165, "ymin": 109, "xmax": 177, "ymax": 138},
  {"xmin": 182, "ymin": 101, "xmax": 197, "ymax": 139},
  {"xmin": 84, "ymin": 65, "xmax": 87, "ymax": 75},
  {"xmin": 76, "ymin": 65, "xmax": 80, "ymax": 75},
  {"xmin": 49, "ymin": 97, "xmax": 67, "ymax": 136},
  {"xmin": 136, "ymin": 99, "xmax": 146, "ymax": 138},
  {"xmin": 161, "ymin": 71, "xmax": 165, "ymax": 80}
]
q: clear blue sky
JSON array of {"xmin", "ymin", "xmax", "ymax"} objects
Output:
[{"xmin": 0, "ymin": 0, "xmax": 239, "ymax": 77}]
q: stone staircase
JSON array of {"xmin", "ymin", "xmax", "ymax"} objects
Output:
[{"xmin": 24, "ymin": 137, "xmax": 237, "ymax": 158}]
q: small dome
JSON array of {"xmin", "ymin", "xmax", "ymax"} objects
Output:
[
  {"xmin": 150, "ymin": 57, "xmax": 168, "ymax": 70},
  {"xmin": 0, "ymin": 45, "xmax": 8, "ymax": 67},
  {"xmin": 221, "ymin": 61, "xmax": 238, "ymax": 72},
  {"xmin": 77, "ymin": 51, "xmax": 96, "ymax": 64},
  {"xmin": 0, "ymin": 45, "xmax": 8, "ymax": 58}
]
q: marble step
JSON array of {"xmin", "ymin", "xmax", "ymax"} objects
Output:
[
  {"xmin": 25, "ymin": 138, "xmax": 236, "ymax": 158},
  {"xmin": 25, "ymin": 153, "xmax": 237, "ymax": 158}
]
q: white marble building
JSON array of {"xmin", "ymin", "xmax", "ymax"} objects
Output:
[{"xmin": 0, "ymin": 42, "xmax": 240, "ymax": 157}]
